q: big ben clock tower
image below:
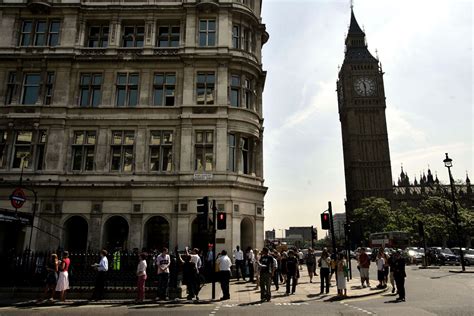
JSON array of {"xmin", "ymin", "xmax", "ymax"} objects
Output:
[{"xmin": 337, "ymin": 9, "xmax": 393, "ymax": 216}]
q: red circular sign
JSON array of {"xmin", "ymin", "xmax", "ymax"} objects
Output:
[{"xmin": 10, "ymin": 188, "xmax": 26, "ymax": 209}]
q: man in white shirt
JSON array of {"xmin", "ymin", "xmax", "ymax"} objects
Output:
[
  {"xmin": 246, "ymin": 247, "xmax": 255, "ymax": 282},
  {"xmin": 187, "ymin": 247, "xmax": 202, "ymax": 273},
  {"xmin": 155, "ymin": 247, "xmax": 170, "ymax": 300},
  {"xmin": 91, "ymin": 249, "xmax": 109, "ymax": 301},
  {"xmin": 217, "ymin": 250, "xmax": 232, "ymax": 300},
  {"xmin": 233, "ymin": 245, "xmax": 245, "ymax": 281}
]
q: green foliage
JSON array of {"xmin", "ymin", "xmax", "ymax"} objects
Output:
[{"xmin": 350, "ymin": 195, "xmax": 472, "ymax": 247}]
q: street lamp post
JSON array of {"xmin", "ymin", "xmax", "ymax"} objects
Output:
[{"xmin": 443, "ymin": 153, "xmax": 466, "ymax": 272}]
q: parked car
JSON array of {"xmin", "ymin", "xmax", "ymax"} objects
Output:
[
  {"xmin": 451, "ymin": 248, "xmax": 474, "ymax": 266},
  {"xmin": 429, "ymin": 247, "xmax": 459, "ymax": 265}
]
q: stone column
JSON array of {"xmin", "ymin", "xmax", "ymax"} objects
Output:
[
  {"xmin": 130, "ymin": 213, "xmax": 143, "ymax": 250},
  {"xmin": 89, "ymin": 213, "xmax": 103, "ymax": 250}
]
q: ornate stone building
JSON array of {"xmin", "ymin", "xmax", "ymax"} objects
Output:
[
  {"xmin": 337, "ymin": 9, "xmax": 393, "ymax": 217},
  {"xmin": 0, "ymin": 0, "xmax": 269, "ymax": 254}
]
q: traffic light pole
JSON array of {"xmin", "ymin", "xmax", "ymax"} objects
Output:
[
  {"xmin": 328, "ymin": 202, "xmax": 338, "ymax": 281},
  {"xmin": 211, "ymin": 199, "xmax": 217, "ymax": 300},
  {"xmin": 311, "ymin": 225, "xmax": 314, "ymax": 249}
]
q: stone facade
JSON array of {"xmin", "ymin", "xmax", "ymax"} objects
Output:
[{"xmin": 0, "ymin": 0, "xmax": 269, "ymax": 254}]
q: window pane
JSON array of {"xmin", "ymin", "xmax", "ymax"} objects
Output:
[
  {"xmin": 231, "ymin": 89, "xmax": 239, "ymax": 107},
  {"xmin": 22, "ymin": 87, "xmax": 39, "ymax": 104},
  {"xmin": 162, "ymin": 146, "xmax": 172, "ymax": 171},
  {"xmin": 112, "ymin": 131, "xmax": 122, "ymax": 144},
  {"xmin": 129, "ymin": 74, "xmax": 139, "ymax": 85},
  {"xmin": 36, "ymin": 21, "xmax": 46, "ymax": 33},
  {"xmin": 80, "ymin": 89, "xmax": 90, "ymax": 107},
  {"xmin": 231, "ymin": 76, "xmax": 240, "ymax": 86},
  {"xmin": 208, "ymin": 20, "xmax": 216, "ymax": 31},
  {"xmin": 16, "ymin": 131, "xmax": 32, "ymax": 144},
  {"xmin": 22, "ymin": 21, "xmax": 32, "ymax": 33},
  {"xmin": 91, "ymin": 88, "xmax": 101, "ymax": 107},
  {"xmin": 116, "ymin": 88, "xmax": 126, "ymax": 106},
  {"xmin": 153, "ymin": 88, "xmax": 163, "ymax": 106},
  {"xmin": 74, "ymin": 131, "xmax": 84, "ymax": 144},
  {"xmin": 150, "ymin": 132, "xmax": 161, "ymax": 145},
  {"xmin": 25, "ymin": 74, "xmax": 41, "ymax": 84},
  {"xmin": 196, "ymin": 88, "xmax": 205, "ymax": 104},
  {"xmin": 35, "ymin": 34, "xmax": 45, "ymax": 46},
  {"xmin": 154, "ymin": 74, "xmax": 164, "ymax": 85},
  {"xmin": 206, "ymin": 132, "xmax": 213, "ymax": 143},
  {"xmin": 49, "ymin": 34, "xmax": 59, "ymax": 46},
  {"xmin": 85, "ymin": 147, "xmax": 95, "ymax": 171},
  {"xmin": 72, "ymin": 147, "xmax": 83, "ymax": 170},
  {"xmin": 111, "ymin": 147, "xmax": 121, "ymax": 170},
  {"xmin": 150, "ymin": 147, "xmax": 160, "ymax": 171},
  {"xmin": 165, "ymin": 74, "xmax": 176, "ymax": 85},
  {"xmin": 124, "ymin": 132, "xmax": 135, "ymax": 145},
  {"xmin": 50, "ymin": 21, "xmax": 60, "ymax": 32},
  {"xmin": 81, "ymin": 74, "xmax": 91, "ymax": 85},
  {"xmin": 171, "ymin": 27, "xmax": 180, "ymax": 35},
  {"xmin": 208, "ymin": 33, "xmax": 215, "ymax": 46},
  {"xmin": 207, "ymin": 74, "xmax": 215, "ymax": 83},
  {"xmin": 197, "ymin": 74, "xmax": 206, "ymax": 83},
  {"xmin": 196, "ymin": 132, "xmax": 203, "ymax": 143},
  {"xmin": 86, "ymin": 132, "xmax": 96, "ymax": 145},
  {"xmin": 199, "ymin": 33, "xmax": 207, "ymax": 46},
  {"xmin": 199, "ymin": 20, "xmax": 207, "ymax": 31},
  {"xmin": 123, "ymin": 147, "xmax": 133, "ymax": 171},
  {"xmin": 128, "ymin": 88, "xmax": 138, "ymax": 106},
  {"xmin": 13, "ymin": 146, "xmax": 31, "ymax": 168},
  {"xmin": 117, "ymin": 74, "xmax": 127, "ymax": 85},
  {"xmin": 204, "ymin": 149, "xmax": 213, "ymax": 171},
  {"xmin": 163, "ymin": 132, "xmax": 173, "ymax": 144},
  {"xmin": 195, "ymin": 147, "xmax": 203, "ymax": 171},
  {"xmin": 92, "ymin": 74, "xmax": 102, "ymax": 85},
  {"xmin": 21, "ymin": 34, "xmax": 31, "ymax": 46},
  {"xmin": 136, "ymin": 27, "xmax": 145, "ymax": 35}
]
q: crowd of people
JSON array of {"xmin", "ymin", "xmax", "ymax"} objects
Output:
[{"xmin": 35, "ymin": 245, "xmax": 406, "ymax": 303}]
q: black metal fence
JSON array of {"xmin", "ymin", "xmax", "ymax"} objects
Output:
[{"xmin": 0, "ymin": 250, "xmax": 180, "ymax": 289}]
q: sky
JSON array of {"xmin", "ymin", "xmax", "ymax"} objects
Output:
[{"xmin": 260, "ymin": 0, "xmax": 473, "ymax": 238}]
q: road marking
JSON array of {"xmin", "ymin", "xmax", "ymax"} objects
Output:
[{"xmin": 340, "ymin": 301, "xmax": 376, "ymax": 315}]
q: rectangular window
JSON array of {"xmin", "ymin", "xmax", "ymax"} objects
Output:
[
  {"xmin": 122, "ymin": 24, "xmax": 144, "ymax": 47},
  {"xmin": 5, "ymin": 72, "xmax": 17, "ymax": 105},
  {"xmin": 195, "ymin": 131, "xmax": 213, "ymax": 171},
  {"xmin": 12, "ymin": 131, "xmax": 32, "ymax": 169},
  {"xmin": 35, "ymin": 130, "xmax": 46, "ymax": 170},
  {"xmin": 0, "ymin": 131, "xmax": 8, "ymax": 169},
  {"xmin": 232, "ymin": 25, "xmax": 240, "ymax": 49},
  {"xmin": 196, "ymin": 72, "xmax": 215, "ymax": 105},
  {"xmin": 153, "ymin": 73, "xmax": 176, "ymax": 106},
  {"xmin": 44, "ymin": 72, "xmax": 55, "ymax": 105},
  {"xmin": 79, "ymin": 73, "xmax": 102, "ymax": 107},
  {"xmin": 199, "ymin": 19, "xmax": 216, "ymax": 47},
  {"xmin": 149, "ymin": 131, "xmax": 173, "ymax": 172},
  {"xmin": 244, "ymin": 78, "xmax": 253, "ymax": 109},
  {"xmin": 111, "ymin": 130, "xmax": 134, "ymax": 172},
  {"xmin": 72, "ymin": 131, "xmax": 96, "ymax": 171},
  {"xmin": 157, "ymin": 24, "xmax": 180, "ymax": 47},
  {"xmin": 230, "ymin": 75, "xmax": 241, "ymax": 107},
  {"xmin": 241, "ymin": 137, "xmax": 250, "ymax": 174},
  {"xmin": 21, "ymin": 73, "xmax": 41, "ymax": 105},
  {"xmin": 243, "ymin": 28, "xmax": 250, "ymax": 51},
  {"xmin": 116, "ymin": 73, "xmax": 139, "ymax": 107},
  {"xmin": 87, "ymin": 24, "xmax": 109, "ymax": 47},
  {"xmin": 19, "ymin": 20, "xmax": 60, "ymax": 47},
  {"xmin": 228, "ymin": 134, "xmax": 236, "ymax": 172}
]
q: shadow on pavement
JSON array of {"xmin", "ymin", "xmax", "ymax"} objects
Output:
[
  {"xmin": 238, "ymin": 300, "xmax": 263, "ymax": 306},
  {"xmin": 384, "ymin": 299, "xmax": 404, "ymax": 304}
]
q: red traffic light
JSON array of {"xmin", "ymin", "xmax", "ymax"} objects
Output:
[
  {"xmin": 321, "ymin": 212, "xmax": 330, "ymax": 230},
  {"xmin": 217, "ymin": 212, "xmax": 226, "ymax": 230}
]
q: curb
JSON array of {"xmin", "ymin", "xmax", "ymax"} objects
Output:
[
  {"xmin": 448, "ymin": 270, "xmax": 474, "ymax": 274},
  {"xmin": 419, "ymin": 266, "xmax": 441, "ymax": 269}
]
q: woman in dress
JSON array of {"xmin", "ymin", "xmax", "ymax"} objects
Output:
[
  {"xmin": 336, "ymin": 253, "xmax": 347, "ymax": 297},
  {"xmin": 55, "ymin": 251, "xmax": 70, "ymax": 302},
  {"xmin": 136, "ymin": 252, "xmax": 147, "ymax": 303},
  {"xmin": 41, "ymin": 253, "xmax": 58, "ymax": 301},
  {"xmin": 253, "ymin": 249, "xmax": 260, "ymax": 290}
]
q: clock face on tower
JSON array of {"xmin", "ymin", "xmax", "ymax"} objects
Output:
[{"xmin": 354, "ymin": 77, "xmax": 376, "ymax": 97}]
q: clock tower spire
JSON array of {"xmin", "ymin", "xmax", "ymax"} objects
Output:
[{"xmin": 337, "ymin": 9, "xmax": 393, "ymax": 216}]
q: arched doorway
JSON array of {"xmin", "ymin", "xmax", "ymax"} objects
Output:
[
  {"xmin": 64, "ymin": 216, "xmax": 88, "ymax": 251},
  {"xmin": 143, "ymin": 216, "xmax": 170, "ymax": 251},
  {"xmin": 191, "ymin": 217, "xmax": 211, "ymax": 251},
  {"xmin": 103, "ymin": 216, "xmax": 129, "ymax": 250},
  {"xmin": 240, "ymin": 217, "xmax": 254, "ymax": 250}
]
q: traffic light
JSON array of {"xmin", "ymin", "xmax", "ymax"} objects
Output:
[
  {"xmin": 197, "ymin": 197, "xmax": 209, "ymax": 232},
  {"xmin": 311, "ymin": 226, "xmax": 317, "ymax": 240},
  {"xmin": 321, "ymin": 212, "xmax": 330, "ymax": 230},
  {"xmin": 217, "ymin": 212, "xmax": 226, "ymax": 230},
  {"xmin": 197, "ymin": 196, "xmax": 209, "ymax": 214}
]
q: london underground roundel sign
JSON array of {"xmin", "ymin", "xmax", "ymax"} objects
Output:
[{"xmin": 10, "ymin": 188, "xmax": 26, "ymax": 209}]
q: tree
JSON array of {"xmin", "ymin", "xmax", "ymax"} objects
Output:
[{"xmin": 352, "ymin": 197, "xmax": 392, "ymax": 244}]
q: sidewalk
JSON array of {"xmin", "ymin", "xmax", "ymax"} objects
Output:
[
  {"xmin": 1, "ymin": 272, "xmax": 387, "ymax": 307},
  {"xmin": 199, "ymin": 272, "xmax": 387, "ymax": 305}
]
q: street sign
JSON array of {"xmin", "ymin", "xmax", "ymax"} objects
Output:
[{"xmin": 10, "ymin": 188, "xmax": 26, "ymax": 209}]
